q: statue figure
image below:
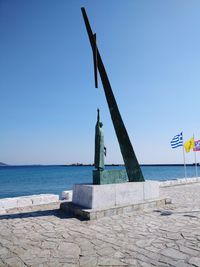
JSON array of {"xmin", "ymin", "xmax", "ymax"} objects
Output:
[{"xmin": 94, "ymin": 109, "xmax": 106, "ymax": 170}]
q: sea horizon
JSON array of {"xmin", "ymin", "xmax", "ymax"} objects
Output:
[{"xmin": 0, "ymin": 163, "xmax": 199, "ymax": 167}]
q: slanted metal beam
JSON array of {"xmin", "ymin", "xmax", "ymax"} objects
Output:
[{"xmin": 93, "ymin": 33, "xmax": 98, "ymax": 88}]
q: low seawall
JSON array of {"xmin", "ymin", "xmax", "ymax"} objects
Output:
[
  {"xmin": 159, "ymin": 177, "xmax": 200, "ymax": 187},
  {"xmin": 0, "ymin": 194, "xmax": 59, "ymax": 215}
]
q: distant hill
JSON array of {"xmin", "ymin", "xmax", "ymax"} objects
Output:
[{"xmin": 0, "ymin": 162, "xmax": 8, "ymax": 166}]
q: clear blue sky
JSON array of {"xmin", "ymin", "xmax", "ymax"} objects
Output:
[{"xmin": 1, "ymin": 0, "xmax": 200, "ymax": 165}]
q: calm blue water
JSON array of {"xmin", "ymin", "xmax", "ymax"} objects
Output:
[{"xmin": 0, "ymin": 165, "xmax": 199, "ymax": 199}]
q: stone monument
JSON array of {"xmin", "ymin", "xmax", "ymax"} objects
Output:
[{"xmin": 60, "ymin": 8, "xmax": 169, "ymax": 219}]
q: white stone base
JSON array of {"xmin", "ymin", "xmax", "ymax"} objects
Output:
[{"xmin": 72, "ymin": 181, "xmax": 159, "ymax": 209}]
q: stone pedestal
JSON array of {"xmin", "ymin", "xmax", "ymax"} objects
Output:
[{"xmin": 72, "ymin": 181, "xmax": 159, "ymax": 209}]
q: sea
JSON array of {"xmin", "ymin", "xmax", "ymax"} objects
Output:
[{"xmin": 0, "ymin": 165, "xmax": 199, "ymax": 199}]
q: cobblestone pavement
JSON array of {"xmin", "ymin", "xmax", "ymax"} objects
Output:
[{"xmin": 0, "ymin": 183, "xmax": 200, "ymax": 267}]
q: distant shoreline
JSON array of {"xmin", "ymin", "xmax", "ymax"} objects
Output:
[{"xmin": 0, "ymin": 163, "xmax": 199, "ymax": 167}]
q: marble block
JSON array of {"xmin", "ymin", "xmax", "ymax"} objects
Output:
[{"xmin": 72, "ymin": 181, "xmax": 159, "ymax": 209}]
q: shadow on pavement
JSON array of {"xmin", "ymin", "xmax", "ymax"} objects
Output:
[{"xmin": 0, "ymin": 209, "xmax": 87, "ymax": 221}]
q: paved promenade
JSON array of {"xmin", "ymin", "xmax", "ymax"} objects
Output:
[{"xmin": 0, "ymin": 183, "xmax": 200, "ymax": 267}]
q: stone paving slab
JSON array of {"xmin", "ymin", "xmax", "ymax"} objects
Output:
[{"xmin": 0, "ymin": 183, "xmax": 200, "ymax": 266}]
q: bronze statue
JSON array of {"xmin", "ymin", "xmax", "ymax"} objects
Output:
[{"xmin": 94, "ymin": 109, "xmax": 106, "ymax": 170}]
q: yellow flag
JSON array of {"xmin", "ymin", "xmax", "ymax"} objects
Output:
[{"xmin": 184, "ymin": 137, "xmax": 194, "ymax": 153}]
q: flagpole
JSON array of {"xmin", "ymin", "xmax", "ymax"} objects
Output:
[
  {"xmin": 182, "ymin": 133, "xmax": 187, "ymax": 178},
  {"xmin": 182, "ymin": 145, "xmax": 187, "ymax": 178},
  {"xmin": 171, "ymin": 132, "xmax": 186, "ymax": 178},
  {"xmin": 194, "ymin": 149, "xmax": 198, "ymax": 177},
  {"xmin": 193, "ymin": 134, "xmax": 198, "ymax": 177}
]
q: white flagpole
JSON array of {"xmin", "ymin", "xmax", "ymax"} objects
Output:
[
  {"xmin": 193, "ymin": 134, "xmax": 198, "ymax": 177},
  {"xmin": 194, "ymin": 150, "xmax": 198, "ymax": 177},
  {"xmin": 182, "ymin": 145, "xmax": 187, "ymax": 178},
  {"xmin": 182, "ymin": 133, "xmax": 187, "ymax": 178}
]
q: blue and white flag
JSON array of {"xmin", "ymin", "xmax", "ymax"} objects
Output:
[{"xmin": 171, "ymin": 132, "xmax": 183, "ymax": 148}]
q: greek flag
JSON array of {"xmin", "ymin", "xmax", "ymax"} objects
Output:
[{"xmin": 171, "ymin": 132, "xmax": 183, "ymax": 148}]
